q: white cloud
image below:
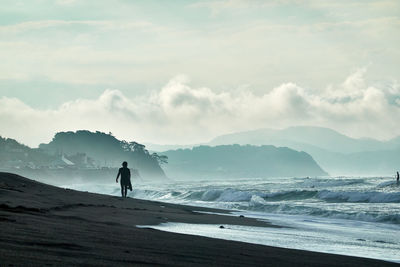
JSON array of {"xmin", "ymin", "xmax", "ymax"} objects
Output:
[
  {"xmin": 0, "ymin": 12, "xmax": 398, "ymax": 88},
  {"xmin": 189, "ymin": 0, "xmax": 257, "ymax": 14},
  {"xmin": 1, "ymin": 70, "xmax": 399, "ymax": 147},
  {"xmin": 56, "ymin": 0, "xmax": 78, "ymax": 6},
  {"xmin": 190, "ymin": 0, "xmax": 400, "ymax": 17},
  {"xmin": 0, "ymin": 19, "xmax": 157, "ymax": 34}
]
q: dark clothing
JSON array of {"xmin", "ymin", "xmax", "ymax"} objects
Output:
[
  {"xmin": 118, "ymin": 167, "xmax": 131, "ymax": 186},
  {"xmin": 117, "ymin": 167, "xmax": 132, "ymax": 197}
]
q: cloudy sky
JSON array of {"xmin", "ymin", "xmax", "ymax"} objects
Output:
[{"xmin": 1, "ymin": 0, "xmax": 400, "ymax": 147}]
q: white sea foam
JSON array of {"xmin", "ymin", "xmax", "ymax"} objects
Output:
[
  {"xmin": 125, "ymin": 176, "xmax": 400, "ymax": 225},
  {"xmin": 317, "ymin": 190, "xmax": 400, "ymax": 203},
  {"xmin": 63, "ymin": 176, "xmax": 400, "ymax": 261}
]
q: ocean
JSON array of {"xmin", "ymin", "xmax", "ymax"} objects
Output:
[{"xmin": 64, "ymin": 176, "xmax": 400, "ymax": 263}]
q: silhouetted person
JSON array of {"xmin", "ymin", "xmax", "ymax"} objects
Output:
[
  {"xmin": 397, "ymin": 171, "xmax": 399, "ymax": 184},
  {"xmin": 116, "ymin": 161, "xmax": 131, "ymax": 198}
]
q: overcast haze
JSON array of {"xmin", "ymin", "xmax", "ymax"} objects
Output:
[{"xmin": 1, "ymin": 0, "xmax": 400, "ymax": 147}]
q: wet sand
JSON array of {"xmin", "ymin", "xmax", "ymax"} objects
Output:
[{"xmin": 0, "ymin": 172, "xmax": 397, "ymax": 266}]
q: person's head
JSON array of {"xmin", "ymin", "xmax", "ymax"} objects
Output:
[{"xmin": 122, "ymin": 161, "xmax": 128, "ymax": 167}]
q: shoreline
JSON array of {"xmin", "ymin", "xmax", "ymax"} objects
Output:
[{"xmin": 0, "ymin": 172, "xmax": 397, "ymax": 266}]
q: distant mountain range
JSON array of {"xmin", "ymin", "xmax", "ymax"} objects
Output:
[
  {"xmin": 161, "ymin": 144, "xmax": 327, "ymax": 179},
  {"xmin": 3, "ymin": 126, "xmax": 398, "ymax": 179},
  {"xmin": 208, "ymin": 127, "xmax": 400, "ymax": 176},
  {"xmin": 209, "ymin": 126, "xmax": 400, "ymax": 154},
  {"xmin": 148, "ymin": 126, "xmax": 400, "ymax": 176}
]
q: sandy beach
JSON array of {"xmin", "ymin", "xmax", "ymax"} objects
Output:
[{"xmin": 0, "ymin": 172, "xmax": 397, "ymax": 266}]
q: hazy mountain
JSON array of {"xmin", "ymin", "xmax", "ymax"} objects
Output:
[
  {"xmin": 144, "ymin": 143, "xmax": 199, "ymax": 153},
  {"xmin": 210, "ymin": 126, "xmax": 398, "ymax": 153},
  {"xmin": 147, "ymin": 126, "xmax": 394, "ymax": 153},
  {"xmin": 39, "ymin": 131, "xmax": 166, "ymax": 179},
  {"xmin": 207, "ymin": 126, "xmax": 400, "ymax": 176},
  {"xmin": 311, "ymin": 148, "xmax": 400, "ymax": 176},
  {"xmin": 161, "ymin": 145, "xmax": 327, "ymax": 179}
]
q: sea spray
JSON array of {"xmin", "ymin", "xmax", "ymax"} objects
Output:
[
  {"xmin": 127, "ymin": 176, "xmax": 400, "ymax": 225},
  {"xmin": 63, "ymin": 176, "xmax": 400, "ymax": 225}
]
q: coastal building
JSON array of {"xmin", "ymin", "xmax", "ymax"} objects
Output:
[{"xmin": 49, "ymin": 154, "xmax": 75, "ymax": 168}]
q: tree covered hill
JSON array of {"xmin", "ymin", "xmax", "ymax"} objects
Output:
[
  {"xmin": 0, "ymin": 131, "xmax": 166, "ymax": 180},
  {"xmin": 39, "ymin": 131, "xmax": 166, "ymax": 179}
]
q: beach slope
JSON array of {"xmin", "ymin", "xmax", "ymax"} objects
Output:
[{"xmin": 0, "ymin": 172, "xmax": 396, "ymax": 266}]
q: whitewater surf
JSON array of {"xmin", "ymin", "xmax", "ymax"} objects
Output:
[{"xmin": 62, "ymin": 176, "xmax": 400, "ymax": 262}]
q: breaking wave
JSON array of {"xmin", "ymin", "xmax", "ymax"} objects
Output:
[
  {"xmin": 133, "ymin": 187, "xmax": 400, "ymax": 204},
  {"xmin": 131, "ymin": 184, "xmax": 400, "ymax": 224},
  {"xmin": 317, "ymin": 190, "xmax": 400, "ymax": 203},
  {"xmin": 247, "ymin": 195, "xmax": 400, "ymax": 224}
]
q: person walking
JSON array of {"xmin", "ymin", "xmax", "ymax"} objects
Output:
[{"xmin": 116, "ymin": 161, "xmax": 132, "ymax": 198}]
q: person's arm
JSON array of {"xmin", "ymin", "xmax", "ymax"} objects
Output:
[{"xmin": 116, "ymin": 169, "xmax": 121, "ymax": 183}]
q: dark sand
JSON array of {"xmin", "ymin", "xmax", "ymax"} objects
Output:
[{"xmin": 0, "ymin": 172, "xmax": 397, "ymax": 266}]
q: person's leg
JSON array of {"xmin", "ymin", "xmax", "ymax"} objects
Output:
[
  {"xmin": 121, "ymin": 184, "xmax": 124, "ymax": 197},
  {"xmin": 123, "ymin": 186, "xmax": 128, "ymax": 197}
]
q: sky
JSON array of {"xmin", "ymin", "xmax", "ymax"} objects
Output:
[{"xmin": 0, "ymin": 0, "xmax": 400, "ymax": 147}]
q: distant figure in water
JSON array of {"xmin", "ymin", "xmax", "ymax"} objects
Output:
[
  {"xmin": 397, "ymin": 171, "xmax": 399, "ymax": 184},
  {"xmin": 116, "ymin": 161, "xmax": 132, "ymax": 198}
]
